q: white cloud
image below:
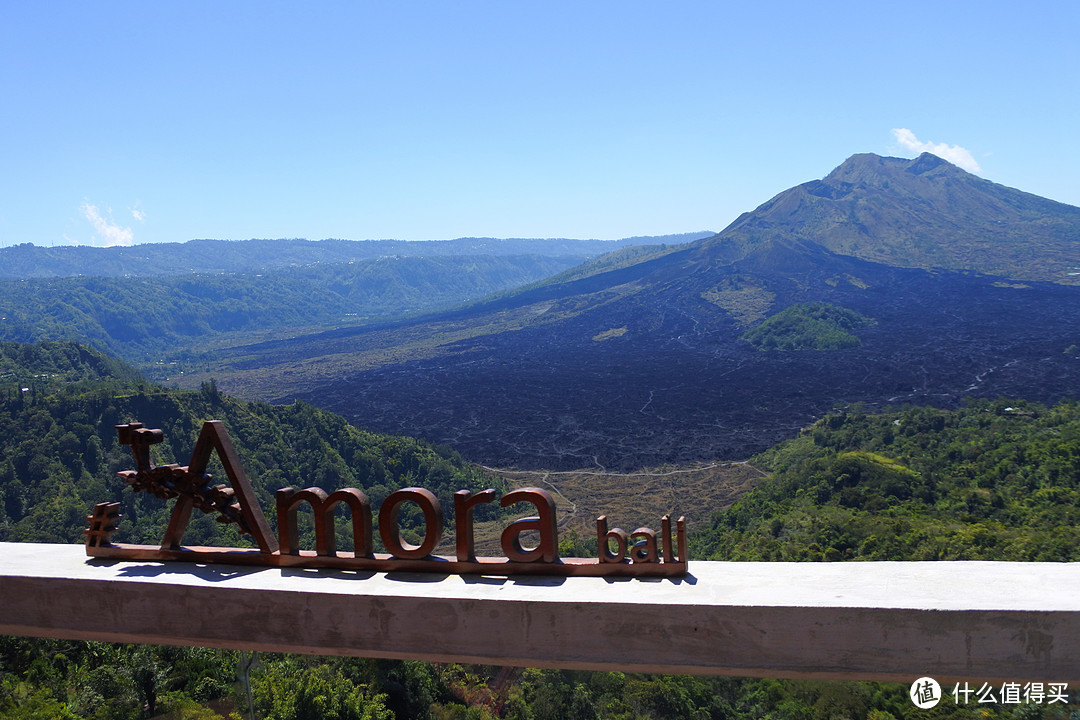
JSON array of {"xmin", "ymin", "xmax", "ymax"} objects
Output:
[
  {"xmin": 891, "ymin": 128, "xmax": 982, "ymax": 174},
  {"xmin": 80, "ymin": 202, "xmax": 134, "ymax": 247},
  {"xmin": 130, "ymin": 207, "xmax": 146, "ymax": 222}
]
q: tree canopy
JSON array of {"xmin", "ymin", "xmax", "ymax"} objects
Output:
[{"xmin": 740, "ymin": 302, "xmax": 876, "ymax": 351}]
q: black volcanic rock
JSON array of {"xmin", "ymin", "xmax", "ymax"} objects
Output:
[{"xmin": 275, "ymin": 254, "xmax": 1080, "ymax": 469}]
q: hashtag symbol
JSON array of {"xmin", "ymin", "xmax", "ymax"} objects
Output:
[{"xmin": 84, "ymin": 502, "xmax": 121, "ymax": 548}]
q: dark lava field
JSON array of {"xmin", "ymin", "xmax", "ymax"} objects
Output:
[{"xmin": 260, "ymin": 246, "xmax": 1080, "ymax": 470}]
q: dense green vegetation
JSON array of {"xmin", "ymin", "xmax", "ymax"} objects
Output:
[
  {"xmin": 740, "ymin": 303, "xmax": 875, "ymax": 351},
  {"xmin": 0, "ymin": 255, "xmax": 581, "ymax": 363},
  {"xmin": 0, "ymin": 341, "xmax": 500, "ymax": 548},
  {"xmin": 698, "ymin": 399, "xmax": 1080, "ymax": 562},
  {"xmin": 0, "ymin": 639, "xmax": 441, "ymax": 719},
  {"xmin": 3, "ymin": 639, "xmax": 944, "ymax": 720},
  {"xmin": 0, "ymin": 341, "xmax": 143, "ymax": 390}
]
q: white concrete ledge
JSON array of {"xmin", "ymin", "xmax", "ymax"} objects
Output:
[{"xmin": 2, "ymin": 542, "xmax": 1079, "ymax": 682}]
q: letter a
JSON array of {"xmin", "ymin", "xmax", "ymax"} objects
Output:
[{"xmin": 500, "ymin": 488, "xmax": 559, "ymax": 563}]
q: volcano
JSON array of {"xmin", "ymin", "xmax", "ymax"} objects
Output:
[{"xmin": 210, "ymin": 153, "xmax": 1080, "ymax": 469}]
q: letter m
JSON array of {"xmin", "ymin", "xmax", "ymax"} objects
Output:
[{"xmin": 276, "ymin": 487, "xmax": 373, "ymax": 558}]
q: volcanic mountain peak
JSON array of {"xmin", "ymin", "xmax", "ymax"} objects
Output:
[
  {"xmin": 823, "ymin": 151, "xmax": 955, "ymax": 185},
  {"xmin": 711, "ymin": 152, "xmax": 1080, "ymax": 283}
]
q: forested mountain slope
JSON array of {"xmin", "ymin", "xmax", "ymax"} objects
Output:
[
  {"xmin": 0, "ymin": 340, "xmax": 142, "ymax": 388},
  {"xmin": 0, "ymin": 255, "xmax": 583, "ymax": 363},
  {"xmin": 698, "ymin": 398, "xmax": 1080, "ymax": 562},
  {"xmin": 0, "ymin": 341, "xmax": 499, "ymax": 547}
]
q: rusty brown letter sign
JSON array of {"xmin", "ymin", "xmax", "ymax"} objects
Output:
[{"xmin": 86, "ymin": 421, "xmax": 687, "ymax": 577}]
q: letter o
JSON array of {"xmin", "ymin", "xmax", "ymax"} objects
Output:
[{"xmin": 379, "ymin": 488, "xmax": 443, "ymax": 560}]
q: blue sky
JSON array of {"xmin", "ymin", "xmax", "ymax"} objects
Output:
[{"xmin": 2, "ymin": 2, "xmax": 1077, "ymax": 247}]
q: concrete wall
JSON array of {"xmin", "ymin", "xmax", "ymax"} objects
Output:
[{"xmin": 1, "ymin": 542, "xmax": 1078, "ymax": 682}]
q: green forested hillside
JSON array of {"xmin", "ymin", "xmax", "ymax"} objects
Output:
[
  {"xmin": 698, "ymin": 399, "xmax": 1080, "ymax": 562},
  {"xmin": 0, "ymin": 341, "xmax": 143, "ymax": 389},
  {"xmin": 0, "ymin": 255, "xmax": 581, "ymax": 362},
  {"xmin": 0, "ymin": 342, "xmax": 499, "ymax": 547}
]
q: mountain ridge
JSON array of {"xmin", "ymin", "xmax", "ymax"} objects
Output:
[{"xmin": 0, "ymin": 233, "xmax": 714, "ymax": 279}]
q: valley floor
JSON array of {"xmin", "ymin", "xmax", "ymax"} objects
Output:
[{"xmin": 468, "ymin": 461, "xmax": 767, "ymax": 556}]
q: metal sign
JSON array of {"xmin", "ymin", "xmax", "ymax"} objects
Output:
[{"xmin": 86, "ymin": 421, "xmax": 687, "ymax": 576}]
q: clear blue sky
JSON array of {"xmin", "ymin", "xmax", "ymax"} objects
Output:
[{"xmin": 2, "ymin": 2, "xmax": 1077, "ymax": 247}]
